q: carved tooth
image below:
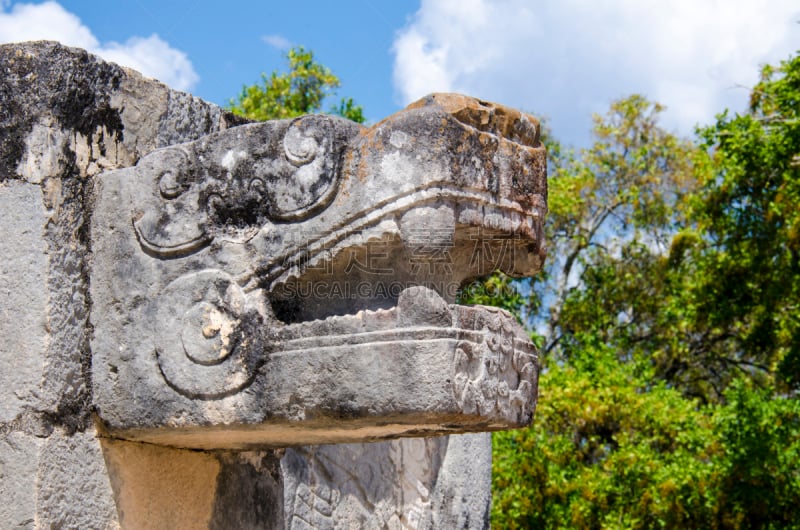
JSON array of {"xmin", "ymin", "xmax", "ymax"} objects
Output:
[{"xmin": 396, "ymin": 286, "xmax": 452, "ymax": 328}]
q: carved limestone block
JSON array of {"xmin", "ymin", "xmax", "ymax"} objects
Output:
[{"xmin": 90, "ymin": 93, "xmax": 547, "ymax": 449}]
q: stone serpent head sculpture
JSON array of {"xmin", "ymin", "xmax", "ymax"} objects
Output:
[{"xmin": 91, "ymin": 93, "xmax": 547, "ymax": 448}]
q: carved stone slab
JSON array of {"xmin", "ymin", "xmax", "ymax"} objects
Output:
[{"xmin": 90, "ymin": 93, "xmax": 547, "ymax": 449}]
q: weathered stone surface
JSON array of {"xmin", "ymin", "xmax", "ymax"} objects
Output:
[
  {"xmin": 90, "ymin": 93, "xmax": 546, "ymax": 448},
  {"xmin": 424, "ymin": 432, "xmax": 493, "ymax": 529},
  {"xmin": 0, "ymin": 40, "xmax": 245, "ymax": 432},
  {"xmin": 0, "ymin": 181, "xmax": 49, "ymax": 424},
  {"xmin": 0, "ymin": 41, "xmax": 253, "ymax": 530},
  {"xmin": 281, "ymin": 433, "xmax": 491, "ymax": 529},
  {"xmin": 2, "ymin": 40, "xmax": 245, "ymax": 182},
  {"xmin": 0, "ymin": 431, "xmax": 42, "ymax": 529},
  {"xmin": 36, "ymin": 427, "xmax": 118, "ymax": 529},
  {"xmin": 100, "ymin": 438, "xmax": 284, "ymax": 529}
]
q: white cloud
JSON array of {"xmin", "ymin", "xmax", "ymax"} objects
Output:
[
  {"xmin": 0, "ymin": 1, "xmax": 198, "ymax": 91},
  {"xmin": 0, "ymin": 1, "xmax": 97, "ymax": 48},
  {"xmin": 262, "ymin": 34, "xmax": 291, "ymax": 51},
  {"xmin": 100, "ymin": 35, "xmax": 198, "ymax": 92},
  {"xmin": 393, "ymin": 0, "xmax": 800, "ymax": 144}
]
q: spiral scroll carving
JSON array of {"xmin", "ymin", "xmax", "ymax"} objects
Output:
[
  {"xmin": 132, "ymin": 115, "xmax": 361, "ymax": 258},
  {"xmin": 268, "ymin": 115, "xmax": 343, "ymax": 221},
  {"xmin": 154, "ymin": 270, "xmax": 267, "ymax": 399}
]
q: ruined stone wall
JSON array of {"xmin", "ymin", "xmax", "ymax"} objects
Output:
[{"xmin": 0, "ymin": 41, "xmax": 284, "ymax": 529}]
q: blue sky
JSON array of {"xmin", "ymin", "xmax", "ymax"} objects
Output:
[{"xmin": 1, "ymin": 1, "xmax": 799, "ymax": 147}]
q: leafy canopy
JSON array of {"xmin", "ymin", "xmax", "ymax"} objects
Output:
[
  {"xmin": 228, "ymin": 46, "xmax": 365, "ymax": 123},
  {"xmin": 493, "ymin": 344, "xmax": 800, "ymax": 529},
  {"xmin": 484, "ymin": 51, "xmax": 800, "ymax": 528},
  {"xmin": 690, "ymin": 54, "xmax": 800, "ymax": 393}
]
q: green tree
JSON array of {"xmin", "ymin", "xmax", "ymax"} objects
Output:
[
  {"xmin": 622, "ymin": 52, "xmax": 800, "ymax": 400},
  {"xmin": 490, "ymin": 51, "xmax": 800, "ymax": 528},
  {"xmin": 688, "ymin": 53, "xmax": 800, "ymax": 394},
  {"xmin": 228, "ymin": 46, "xmax": 365, "ymax": 123},
  {"xmin": 493, "ymin": 344, "xmax": 719, "ymax": 529},
  {"xmin": 712, "ymin": 379, "xmax": 800, "ymax": 528},
  {"xmin": 503, "ymin": 58, "xmax": 800, "ymax": 401},
  {"xmin": 491, "ymin": 97, "xmax": 717, "ymax": 528},
  {"xmin": 540, "ymin": 96, "xmax": 696, "ymax": 361},
  {"xmin": 493, "ymin": 348, "xmax": 800, "ymax": 529}
]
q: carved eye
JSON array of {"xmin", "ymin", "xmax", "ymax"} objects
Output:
[
  {"xmin": 159, "ymin": 171, "xmax": 182, "ymax": 199},
  {"xmin": 155, "ymin": 270, "xmax": 259, "ymax": 398},
  {"xmin": 133, "ymin": 147, "xmax": 209, "ymax": 259},
  {"xmin": 143, "ymin": 148, "xmax": 191, "ymax": 200},
  {"xmin": 284, "ymin": 121, "xmax": 319, "ymax": 166}
]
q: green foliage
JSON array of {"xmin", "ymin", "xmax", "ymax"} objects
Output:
[
  {"xmin": 535, "ymin": 96, "xmax": 696, "ymax": 359},
  {"xmin": 228, "ymin": 46, "xmax": 365, "ymax": 123},
  {"xmin": 534, "ymin": 60, "xmax": 800, "ymax": 399},
  {"xmin": 712, "ymin": 379, "xmax": 800, "ymax": 528},
  {"xmin": 691, "ymin": 54, "xmax": 800, "ymax": 393},
  {"xmin": 489, "ymin": 52, "xmax": 800, "ymax": 528},
  {"xmin": 493, "ymin": 359, "xmax": 800, "ymax": 529},
  {"xmin": 459, "ymin": 273, "xmax": 527, "ymax": 319},
  {"xmin": 493, "ymin": 347, "xmax": 717, "ymax": 529},
  {"xmin": 332, "ymin": 96, "xmax": 366, "ymax": 124},
  {"xmin": 534, "ymin": 95, "xmax": 707, "ymax": 401}
]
